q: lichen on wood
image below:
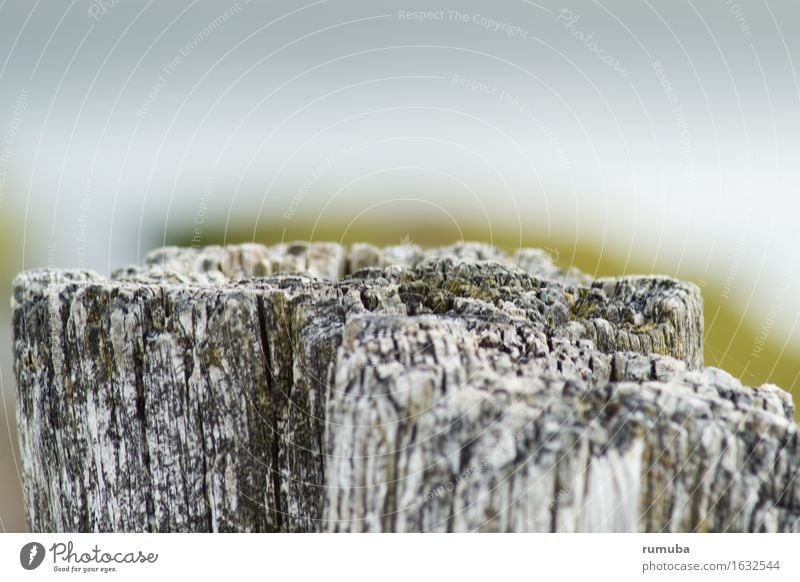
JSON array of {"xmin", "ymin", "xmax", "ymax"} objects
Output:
[{"xmin": 12, "ymin": 242, "xmax": 800, "ymax": 532}]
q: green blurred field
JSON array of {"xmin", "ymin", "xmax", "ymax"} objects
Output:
[{"xmin": 166, "ymin": 214, "xmax": 800, "ymax": 418}]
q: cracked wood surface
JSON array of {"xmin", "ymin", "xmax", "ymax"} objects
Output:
[{"xmin": 12, "ymin": 242, "xmax": 800, "ymax": 532}]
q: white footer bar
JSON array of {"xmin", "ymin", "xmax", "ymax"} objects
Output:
[{"xmin": 1, "ymin": 533, "xmax": 798, "ymax": 581}]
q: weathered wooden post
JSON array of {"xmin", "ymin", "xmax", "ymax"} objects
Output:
[{"xmin": 12, "ymin": 242, "xmax": 800, "ymax": 532}]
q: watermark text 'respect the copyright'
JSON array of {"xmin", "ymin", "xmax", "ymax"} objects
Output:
[{"xmin": 397, "ymin": 10, "xmax": 529, "ymax": 39}]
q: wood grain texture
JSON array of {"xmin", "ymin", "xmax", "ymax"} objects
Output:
[{"xmin": 12, "ymin": 242, "xmax": 800, "ymax": 532}]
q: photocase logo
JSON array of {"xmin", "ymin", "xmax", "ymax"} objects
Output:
[{"xmin": 20, "ymin": 542, "xmax": 45, "ymax": 570}]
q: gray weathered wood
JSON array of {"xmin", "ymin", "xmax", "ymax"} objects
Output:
[{"xmin": 12, "ymin": 242, "xmax": 800, "ymax": 532}]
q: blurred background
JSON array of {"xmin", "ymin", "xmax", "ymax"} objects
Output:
[{"xmin": 1, "ymin": 0, "xmax": 799, "ymax": 531}]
